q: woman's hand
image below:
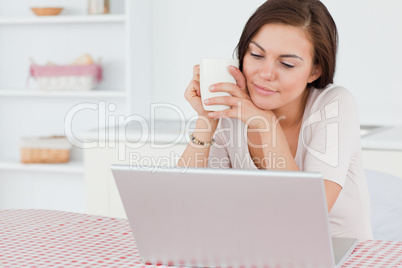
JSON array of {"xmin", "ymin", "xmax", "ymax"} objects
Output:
[
  {"xmin": 184, "ymin": 65, "xmax": 210, "ymax": 118},
  {"xmin": 204, "ymin": 66, "xmax": 274, "ymax": 129}
]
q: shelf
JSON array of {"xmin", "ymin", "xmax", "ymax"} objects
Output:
[
  {"xmin": 0, "ymin": 159, "xmax": 84, "ymax": 174},
  {"xmin": 0, "ymin": 90, "xmax": 126, "ymax": 98},
  {"xmin": 0, "ymin": 14, "xmax": 126, "ymax": 25}
]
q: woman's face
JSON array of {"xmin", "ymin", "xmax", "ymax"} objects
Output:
[{"xmin": 243, "ymin": 23, "xmax": 321, "ymax": 112}]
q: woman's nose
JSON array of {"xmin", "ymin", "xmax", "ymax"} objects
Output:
[{"xmin": 259, "ymin": 61, "xmax": 276, "ymax": 81}]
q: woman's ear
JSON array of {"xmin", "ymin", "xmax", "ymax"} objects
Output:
[{"xmin": 308, "ymin": 65, "xmax": 322, "ymax": 83}]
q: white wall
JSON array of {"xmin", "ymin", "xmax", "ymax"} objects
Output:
[
  {"xmin": 322, "ymin": 0, "xmax": 402, "ymax": 125},
  {"xmin": 150, "ymin": 0, "xmax": 265, "ymax": 121},
  {"xmin": 150, "ymin": 0, "xmax": 402, "ymax": 125}
]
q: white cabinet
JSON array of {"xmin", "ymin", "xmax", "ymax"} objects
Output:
[
  {"xmin": 0, "ymin": 0, "xmax": 153, "ymax": 212},
  {"xmin": 84, "ymin": 141, "xmax": 187, "ymax": 218},
  {"xmin": 85, "ymin": 146, "xmax": 402, "ymax": 219},
  {"xmin": 361, "ymin": 125, "xmax": 402, "ymax": 179},
  {"xmin": 362, "ymin": 150, "xmax": 402, "ymax": 179}
]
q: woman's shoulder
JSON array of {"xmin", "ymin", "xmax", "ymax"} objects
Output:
[{"xmin": 307, "ymin": 84, "xmax": 358, "ymax": 112}]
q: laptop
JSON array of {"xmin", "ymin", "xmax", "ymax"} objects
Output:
[{"xmin": 111, "ymin": 165, "xmax": 357, "ymax": 268}]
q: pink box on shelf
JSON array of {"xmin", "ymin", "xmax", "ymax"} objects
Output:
[{"xmin": 30, "ymin": 64, "xmax": 103, "ymax": 91}]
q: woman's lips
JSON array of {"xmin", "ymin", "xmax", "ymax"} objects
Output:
[{"xmin": 254, "ymin": 84, "xmax": 278, "ymax": 96}]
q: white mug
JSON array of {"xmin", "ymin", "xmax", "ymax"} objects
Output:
[{"xmin": 200, "ymin": 58, "xmax": 240, "ymax": 111}]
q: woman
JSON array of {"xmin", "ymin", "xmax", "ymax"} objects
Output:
[{"xmin": 178, "ymin": 0, "xmax": 373, "ymax": 240}]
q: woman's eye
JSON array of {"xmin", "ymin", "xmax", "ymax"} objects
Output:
[
  {"xmin": 281, "ymin": 62, "xmax": 294, "ymax": 68},
  {"xmin": 250, "ymin": 53, "xmax": 263, "ymax": 59}
]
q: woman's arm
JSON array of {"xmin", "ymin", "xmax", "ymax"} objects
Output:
[
  {"xmin": 204, "ymin": 66, "xmax": 346, "ymax": 212},
  {"xmin": 247, "ymin": 115, "xmax": 299, "ymax": 171},
  {"xmin": 177, "ymin": 118, "xmax": 218, "ymax": 168},
  {"xmin": 177, "ymin": 64, "xmax": 221, "ymax": 168},
  {"xmin": 255, "ymin": 117, "xmax": 341, "ymax": 212},
  {"xmin": 179, "ymin": 62, "xmax": 245, "ymax": 168},
  {"xmin": 324, "ymin": 180, "xmax": 342, "ymax": 212}
]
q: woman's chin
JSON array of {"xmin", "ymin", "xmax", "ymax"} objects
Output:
[{"xmin": 250, "ymin": 95, "xmax": 278, "ymax": 111}]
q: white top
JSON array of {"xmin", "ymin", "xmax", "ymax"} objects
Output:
[{"xmin": 207, "ymin": 84, "xmax": 374, "ymax": 240}]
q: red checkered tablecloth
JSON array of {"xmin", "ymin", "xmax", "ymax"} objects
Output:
[{"xmin": 0, "ymin": 209, "xmax": 401, "ymax": 268}]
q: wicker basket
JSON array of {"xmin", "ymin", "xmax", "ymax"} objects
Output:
[
  {"xmin": 20, "ymin": 136, "xmax": 72, "ymax": 164},
  {"xmin": 31, "ymin": 7, "xmax": 63, "ymax": 16}
]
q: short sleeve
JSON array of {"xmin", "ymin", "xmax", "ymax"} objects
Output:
[
  {"xmin": 207, "ymin": 119, "xmax": 232, "ymax": 169},
  {"xmin": 300, "ymin": 87, "xmax": 361, "ymax": 187}
]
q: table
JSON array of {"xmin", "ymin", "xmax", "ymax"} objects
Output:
[{"xmin": 1, "ymin": 209, "xmax": 401, "ymax": 268}]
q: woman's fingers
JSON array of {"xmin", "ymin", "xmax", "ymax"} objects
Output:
[
  {"xmin": 228, "ymin": 65, "xmax": 247, "ymax": 91},
  {"xmin": 193, "ymin": 64, "xmax": 200, "ymax": 80},
  {"xmin": 204, "ymin": 95, "xmax": 246, "ymax": 107},
  {"xmin": 209, "ymin": 82, "xmax": 249, "ymax": 99},
  {"xmin": 194, "ymin": 79, "xmax": 201, "ymax": 96},
  {"xmin": 185, "ymin": 80, "xmax": 200, "ymax": 98},
  {"xmin": 192, "ymin": 65, "xmax": 201, "ymax": 96},
  {"xmin": 185, "ymin": 66, "xmax": 200, "ymax": 97}
]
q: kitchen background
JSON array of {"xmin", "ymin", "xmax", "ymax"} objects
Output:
[{"xmin": 0, "ymin": 0, "xmax": 401, "ymax": 217}]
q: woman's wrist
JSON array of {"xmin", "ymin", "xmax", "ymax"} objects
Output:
[
  {"xmin": 195, "ymin": 115, "xmax": 218, "ymax": 130},
  {"xmin": 191, "ymin": 116, "xmax": 219, "ymax": 144},
  {"xmin": 189, "ymin": 133, "xmax": 215, "ymax": 147}
]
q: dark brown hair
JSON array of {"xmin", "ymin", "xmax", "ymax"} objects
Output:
[{"xmin": 236, "ymin": 0, "xmax": 338, "ymax": 89}]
